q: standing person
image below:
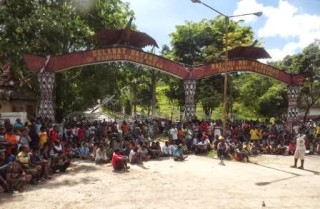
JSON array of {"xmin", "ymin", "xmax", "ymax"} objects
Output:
[
  {"xmin": 217, "ymin": 136, "xmax": 228, "ymax": 165},
  {"xmin": 169, "ymin": 124, "xmax": 178, "ymax": 145},
  {"xmin": 291, "ymin": 129, "xmax": 306, "ymax": 169}
]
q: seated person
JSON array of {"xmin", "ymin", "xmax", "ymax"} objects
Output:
[
  {"xmin": 288, "ymin": 140, "xmax": 296, "ymax": 155},
  {"xmin": 0, "ymin": 151, "xmax": 10, "ymax": 193},
  {"xmin": 161, "ymin": 141, "xmax": 173, "ymax": 156},
  {"xmin": 95, "ymin": 144, "xmax": 109, "ymax": 165},
  {"xmin": 260, "ymin": 142, "xmax": 271, "ymax": 154},
  {"xmin": 71, "ymin": 143, "xmax": 80, "ymax": 158},
  {"xmin": 129, "ymin": 147, "xmax": 142, "ymax": 164},
  {"xmin": 173, "ymin": 144, "xmax": 188, "ymax": 161},
  {"xmin": 63, "ymin": 141, "xmax": 72, "ymax": 160},
  {"xmin": 251, "ymin": 142, "xmax": 260, "ymax": 155},
  {"xmin": 121, "ymin": 141, "xmax": 131, "ymax": 157},
  {"xmin": 30, "ymin": 146, "xmax": 52, "ymax": 179},
  {"xmin": 276, "ymin": 142, "xmax": 287, "ymax": 155},
  {"xmin": 194, "ymin": 136, "xmax": 210, "ymax": 155},
  {"xmin": 138, "ymin": 144, "xmax": 151, "ymax": 161},
  {"xmin": 17, "ymin": 145, "xmax": 42, "ymax": 183},
  {"xmin": 79, "ymin": 142, "xmax": 92, "ymax": 160},
  {"xmin": 235, "ymin": 144, "xmax": 250, "ymax": 162},
  {"xmin": 243, "ymin": 142, "xmax": 252, "ymax": 155},
  {"xmin": 149, "ymin": 141, "xmax": 162, "ymax": 159},
  {"xmin": 2, "ymin": 162, "xmax": 31, "ymax": 193},
  {"xmin": 112, "ymin": 149, "xmax": 129, "ymax": 172},
  {"xmin": 49, "ymin": 141, "xmax": 71, "ymax": 173}
]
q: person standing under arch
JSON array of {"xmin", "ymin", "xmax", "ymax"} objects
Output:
[{"xmin": 291, "ymin": 128, "xmax": 306, "ymax": 169}]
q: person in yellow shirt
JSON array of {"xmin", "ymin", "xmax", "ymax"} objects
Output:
[
  {"xmin": 316, "ymin": 123, "xmax": 320, "ymax": 136},
  {"xmin": 38, "ymin": 127, "xmax": 48, "ymax": 149},
  {"xmin": 249, "ymin": 126, "xmax": 260, "ymax": 142},
  {"xmin": 17, "ymin": 145, "xmax": 41, "ymax": 183}
]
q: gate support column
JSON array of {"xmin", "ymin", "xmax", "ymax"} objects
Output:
[
  {"xmin": 287, "ymin": 85, "xmax": 299, "ymax": 133},
  {"xmin": 184, "ymin": 80, "xmax": 196, "ymax": 121},
  {"xmin": 38, "ymin": 72, "xmax": 55, "ymax": 121}
]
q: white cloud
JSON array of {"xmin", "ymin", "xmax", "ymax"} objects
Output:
[
  {"xmin": 235, "ymin": 0, "xmax": 320, "ymax": 61},
  {"xmin": 233, "ymin": 0, "xmax": 264, "ymax": 22}
]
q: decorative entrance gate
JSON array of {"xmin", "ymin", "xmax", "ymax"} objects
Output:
[{"xmin": 23, "ymin": 46, "xmax": 303, "ymax": 122}]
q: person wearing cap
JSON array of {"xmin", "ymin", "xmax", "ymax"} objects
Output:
[{"xmin": 111, "ymin": 149, "xmax": 129, "ymax": 172}]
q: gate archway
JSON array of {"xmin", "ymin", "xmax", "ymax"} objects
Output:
[{"xmin": 23, "ymin": 46, "xmax": 303, "ymax": 122}]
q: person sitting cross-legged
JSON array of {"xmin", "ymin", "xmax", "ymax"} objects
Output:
[
  {"xmin": 173, "ymin": 144, "xmax": 188, "ymax": 161},
  {"xmin": 95, "ymin": 144, "xmax": 109, "ymax": 165},
  {"xmin": 148, "ymin": 141, "xmax": 162, "ymax": 159},
  {"xmin": 49, "ymin": 141, "xmax": 71, "ymax": 173},
  {"xmin": 112, "ymin": 149, "xmax": 129, "ymax": 172},
  {"xmin": 235, "ymin": 143, "xmax": 250, "ymax": 162},
  {"xmin": 79, "ymin": 142, "xmax": 93, "ymax": 160},
  {"xmin": 3, "ymin": 162, "xmax": 31, "ymax": 193},
  {"xmin": 161, "ymin": 141, "xmax": 173, "ymax": 157},
  {"xmin": 138, "ymin": 144, "xmax": 151, "ymax": 162},
  {"xmin": 30, "ymin": 146, "xmax": 52, "ymax": 180},
  {"xmin": 17, "ymin": 145, "xmax": 42, "ymax": 184},
  {"xmin": 129, "ymin": 147, "xmax": 142, "ymax": 164}
]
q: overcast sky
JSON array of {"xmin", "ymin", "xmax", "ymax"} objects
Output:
[{"xmin": 122, "ymin": 0, "xmax": 320, "ymax": 61}]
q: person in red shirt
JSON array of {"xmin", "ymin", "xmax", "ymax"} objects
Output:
[
  {"xmin": 48, "ymin": 125, "xmax": 60, "ymax": 143},
  {"xmin": 5, "ymin": 127, "xmax": 18, "ymax": 155},
  {"xmin": 111, "ymin": 149, "xmax": 129, "ymax": 172}
]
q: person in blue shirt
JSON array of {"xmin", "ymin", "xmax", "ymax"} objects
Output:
[
  {"xmin": 173, "ymin": 144, "xmax": 188, "ymax": 161},
  {"xmin": 79, "ymin": 142, "xmax": 92, "ymax": 160},
  {"xmin": 13, "ymin": 118, "xmax": 24, "ymax": 129}
]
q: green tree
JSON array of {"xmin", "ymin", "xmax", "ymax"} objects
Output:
[
  {"xmin": 0, "ymin": 0, "xmax": 133, "ymax": 121},
  {"xmin": 166, "ymin": 17, "xmax": 254, "ymax": 119}
]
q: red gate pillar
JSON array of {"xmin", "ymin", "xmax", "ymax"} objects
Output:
[
  {"xmin": 38, "ymin": 72, "xmax": 55, "ymax": 121},
  {"xmin": 287, "ymin": 85, "xmax": 299, "ymax": 133},
  {"xmin": 184, "ymin": 80, "xmax": 196, "ymax": 121}
]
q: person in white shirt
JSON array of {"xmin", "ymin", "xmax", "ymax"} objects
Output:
[
  {"xmin": 169, "ymin": 125, "xmax": 178, "ymax": 144},
  {"xmin": 291, "ymin": 128, "xmax": 307, "ymax": 169},
  {"xmin": 95, "ymin": 144, "xmax": 108, "ymax": 164},
  {"xmin": 129, "ymin": 147, "xmax": 142, "ymax": 164},
  {"xmin": 138, "ymin": 145, "xmax": 150, "ymax": 161},
  {"xmin": 161, "ymin": 141, "xmax": 173, "ymax": 156}
]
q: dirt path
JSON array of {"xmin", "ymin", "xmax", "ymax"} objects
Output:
[{"xmin": 0, "ymin": 154, "xmax": 319, "ymax": 209}]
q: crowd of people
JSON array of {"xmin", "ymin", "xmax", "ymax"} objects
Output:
[{"xmin": 1, "ymin": 115, "xmax": 320, "ymax": 194}]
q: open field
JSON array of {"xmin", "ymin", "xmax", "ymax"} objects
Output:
[{"xmin": 0, "ymin": 154, "xmax": 319, "ymax": 209}]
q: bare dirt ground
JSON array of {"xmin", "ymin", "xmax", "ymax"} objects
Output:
[{"xmin": 0, "ymin": 154, "xmax": 319, "ymax": 209}]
